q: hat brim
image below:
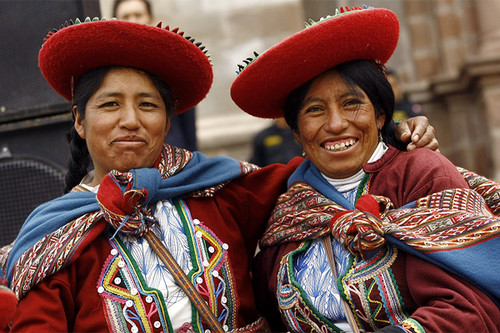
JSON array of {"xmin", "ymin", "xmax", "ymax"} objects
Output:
[
  {"xmin": 39, "ymin": 20, "xmax": 213, "ymax": 114},
  {"xmin": 230, "ymin": 8, "xmax": 399, "ymax": 119}
]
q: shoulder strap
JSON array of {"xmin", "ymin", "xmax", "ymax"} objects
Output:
[
  {"xmin": 322, "ymin": 237, "xmax": 364, "ymax": 333},
  {"xmin": 143, "ymin": 230, "xmax": 225, "ymax": 333}
]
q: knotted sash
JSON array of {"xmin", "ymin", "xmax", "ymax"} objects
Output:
[
  {"xmin": 6, "ymin": 145, "xmax": 259, "ymax": 297},
  {"xmin": 262, "ymin": 160, "xmax": 500, "ymax": 307}
]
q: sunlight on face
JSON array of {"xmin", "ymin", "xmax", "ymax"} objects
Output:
[{"xmin": 294, "ymin": 70, "xmax": 385, "ymax": 179}]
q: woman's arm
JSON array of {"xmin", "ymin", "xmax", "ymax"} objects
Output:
[
  {"xmin": 10, "ymin": 274, "xmax": 73, "ymax": 332},
  {"xmin": 402, "ymin": 253, "xmax": 500, "ymax": 332}
]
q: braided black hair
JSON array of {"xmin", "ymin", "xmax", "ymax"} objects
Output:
[{"xmin": 64, "ymin": 66, "xmax": 175, "ymax": 193}]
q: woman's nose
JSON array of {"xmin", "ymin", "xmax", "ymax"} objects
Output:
[
  {"xmin": 324, "ymin": 108, "xmax": 349, "ymax": 132},
  {"xmin": 119, "ymin": 105, "xmax": 141, "ymax": 129}
]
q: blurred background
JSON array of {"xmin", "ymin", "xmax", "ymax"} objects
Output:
[{"xmin": 1, "ymin": 0, "xmax": 499, "ymax": 178}]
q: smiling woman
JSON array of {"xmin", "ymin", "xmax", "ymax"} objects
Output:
[
  {"xmin": 73, "ymin": 67, "xmax": 170, "ymax": 186},
  {"xmin": 231, "ymin": 5, "xmax": 500, "ymax": 333},
  {"xmin": 3, "ymin": 18, "xmax": 307, "ymax": 332},
  {"xmin": 291, "ymin": 66, "xmax": 385, "ymax": 179}
]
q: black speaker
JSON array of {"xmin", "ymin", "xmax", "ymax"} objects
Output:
[
  {"xmin": 0, "ymin": 0, "xmax": 100, "ymax": 168},
  {"xmin": 0, "ymin": 152, "xmax": 66, "ymax": 246}
]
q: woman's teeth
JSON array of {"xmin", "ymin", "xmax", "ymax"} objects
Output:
[{"xmin": 324, "ymin": 139, "xmax": 356, "ymax": 152}]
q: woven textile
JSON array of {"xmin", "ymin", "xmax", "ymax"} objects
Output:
[{"xmin": 262, "ymin": 180, "xmax": 500, "ymax": 307}]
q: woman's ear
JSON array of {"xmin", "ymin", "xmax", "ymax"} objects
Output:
[
  {"xmin": 73, "ymin": 106, "xmax": 86, "ymax": 139},
  {"xmin": 293, "ymin": 130, "xmax": 302, "ymax": 146},
  {"xmin": 376, "ymin": 113, "xmax": 386, "ymax": 130},
  {"xmin": 163, "ymin": 116, "xmax": 171, "ymax": 140}
]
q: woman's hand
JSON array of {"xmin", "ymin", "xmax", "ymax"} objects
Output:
[{"xmin": 395, "ymin": 116, "xmax": 440, "ymax": 152}]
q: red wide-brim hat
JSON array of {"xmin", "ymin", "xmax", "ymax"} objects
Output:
[
  {"xmin": 39, "ymin": 18, "xmax": 213, "ymax": 114},
  {"xmin": 230, "ymin": 6, "xmax": 399, "ymax": 119}
]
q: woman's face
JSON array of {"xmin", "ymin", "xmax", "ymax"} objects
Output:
[
  {"xmin": 74, "ymin": 67, "xmax": 170, "ymax": 185},
  {"xmin": 294, "ymin": 70, "xmax": 385, "ymax": 179}
]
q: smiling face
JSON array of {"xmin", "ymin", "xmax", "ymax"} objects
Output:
[
  {"xmin": 293, "ymin": 70, "xmax": 385, "ymax": 179},
  {"xmin": 74, "ymin": 67, "xmax": 170, "ymax": 185}
]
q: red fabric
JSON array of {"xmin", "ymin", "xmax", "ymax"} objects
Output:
[
  {"xmin": 10, "ymin": 158, "xmax": 302, "ymax": 331},
  {"xmin": 355, "ymin": 194, "xmax": 383, "ymax": 217},
  {"xmin": 365, "ymin": 146, "xmax": 469, "ymax": 207},
  {"xmin": 39, "ymin": 20, "xmax": 212, "ymax": 113},
  {"xmin": 0, "ymin": 286, "xmax": 16, "ymax": 333},
  {"xmin": 231, "ymin": 7, "xmax": 399, "ymax": 118}
]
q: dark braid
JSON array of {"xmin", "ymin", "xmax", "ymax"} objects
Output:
[
  {"xmin": 63, "ymin": 67, "xmax": 110, "ymax": 193},
  {"xmin": 64, "ymin": 126, "xmax": 91, "ymax": 192}
]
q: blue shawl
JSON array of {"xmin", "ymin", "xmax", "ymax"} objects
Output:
[
  {"xmin": 271, "ymin": 159, "xmax": 500, "ymax": 308},
  {"xmin": 6, "ymin": 150, "xmax": 251, "ymax": 283}
]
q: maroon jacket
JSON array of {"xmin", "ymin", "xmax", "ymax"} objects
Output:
[{"xmin": 254, "ymin": 147, "xmax": 500, "ymax": 332}]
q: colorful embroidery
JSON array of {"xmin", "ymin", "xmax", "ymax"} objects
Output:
[
  {"xmin": 459, "ymin": 166, "xmax": 500, "ymax": 215},
  {"xmin": 340, "ymin": 245, "xmax": 408, "ymax": 330},
  {"xmin": 398, "ymin": 318, "xmax": 425, "ymax": 333},
  {"xmin": 277, "ymin": 241, "xmax": 344, "ymax": 332},
  {"xmin": 98, "ymin": 199, "xmax": 239, "ymax": 332},
  {"xmin": 384, "ymin": 189, "xmax": 500, "ymax": 252},
  {"xmin": 176, "ymin": 200, "xmax": 238, "ymax": 331},
  {"xmin": 11, "ymin": 211, "xmax": 102, "ymax": 298},
  {"xmin": 98, "ymin": 237, "xmax": 172, "ymax": 333}
]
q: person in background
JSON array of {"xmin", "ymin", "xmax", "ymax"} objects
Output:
[
  {"xmin": 249, "ymin": 117, "xmax": 303, "ymax": 166},
  {"xmin": 113, "ymin": 0, "xmax": 198, "ymax": 151},
  {"xmin": 386, "ymin": 68, "xmax": 422, "ymax": 122},
  {"xmin": 231, "ymin": 5, "xmax": 500, "ymax": 332}
]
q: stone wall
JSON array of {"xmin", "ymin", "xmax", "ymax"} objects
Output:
[{"xmin": 401, "ymin": 0, "xmax": 500, "ymax": 180}]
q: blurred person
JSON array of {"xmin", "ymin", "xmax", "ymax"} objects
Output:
[
  {"xmin": 113, "ymin": 0, "xmax": 199, "ymax": 151},
  {"xmin": 386, "ymin": 68, "xmax": 422, "ymax": 122},
  {"xmin": 249, "ymin": 117, "xmax": 302, "ymax": 166}
]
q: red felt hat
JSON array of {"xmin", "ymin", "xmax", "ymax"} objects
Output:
[
  {"xmin": 230, "ymin": 6, "xmax": 399, "ymax": 119},
  {"xmin": 39, "ymin": 18, "xmax": 213, "ymax": 114}
]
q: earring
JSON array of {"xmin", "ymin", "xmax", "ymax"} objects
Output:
[
  {"xmin": 378, "ymin": 130, "xmax": 383, "ymax": 142},
  {"xmin": 302, "ymin": 151, "xmax": 307, "ymax": 157}
]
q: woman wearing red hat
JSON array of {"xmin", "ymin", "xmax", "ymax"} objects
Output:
[
  {"xmin": 0, "ymin": 15, "xmax": 458, "ymax": 333},
  {"xmin": 231, "ymin": 5, "xmax": 500, "ymax": 333},
  {"xmin": 4, "ymin": 17, "xmax": 298, "ymax": 332}
]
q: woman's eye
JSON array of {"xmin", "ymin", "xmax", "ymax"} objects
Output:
[
  {"xmin": 344, "ymin": 99, "xmax": 361, "ymax": 108},
  {"xmin": 100, "ymin": 101, "xmax": 118, "ymax": 108},
  {"xmin": 140, "ymin": 102, "xmax": 159, "ymax": 109},
  {"xmin": 305, "ymin": 106, "xmax": 323, "ymax": 113}
]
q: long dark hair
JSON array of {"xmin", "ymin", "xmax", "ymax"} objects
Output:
[
  {"xmin": 64, "ymin": 66, "xmax": 175, "ymax": 193},
  {"xmin": 283, "ymin": 60, "xmax": 405, "ymax": 150}
]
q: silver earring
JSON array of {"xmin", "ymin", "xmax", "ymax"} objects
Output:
[{"xmin": 302, "ymin": 151, "xmax": 307, "ymax": 157}]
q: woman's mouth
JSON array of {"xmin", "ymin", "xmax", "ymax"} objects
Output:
[
  {"xmin": 323, "ymin": 138, "xmax": 357, "ymax": 152},
  {"xmin": 112, "ymin": 136, "xmax": 146, "ymax": 144}
]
